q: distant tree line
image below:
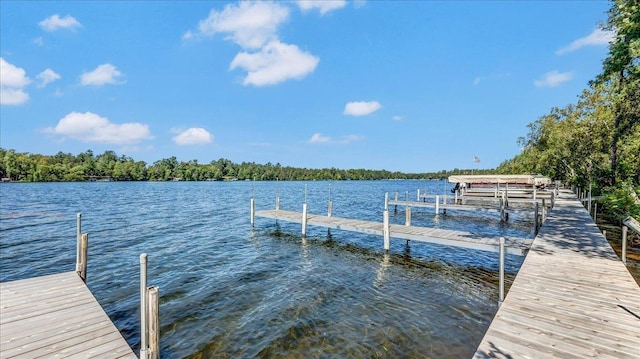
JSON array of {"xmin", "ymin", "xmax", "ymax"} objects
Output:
[{"xmin": 0, "ymin": 148, "xmax": 495, "ymax": 182}]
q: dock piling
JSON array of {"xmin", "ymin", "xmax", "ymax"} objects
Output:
[
  {"xmin": 250, "ymin": 198, "xmax": 255, "ymax": 227},
  {"xmin": 622, "ymin": 226, "xmax": 628, "ymax": 265},
  {"xmin": 435, "ymin": 195, "xmax": 440, "ymax": 215},
  {"xmin": 499, "ymin": 237, "xmax": 505, "ymax": 307},
  {"xmin": 147, "ymin": 286, "xmax": 160, "ymax": 359},
  {"xmin": 76, "ymin": 233, "xmax": 88, "ymax": 282},
  {"xmin": 383, "ymin": 193, "xmax": 390, "ymax": 251},
  {"xmin": 542, "ymin": 199, "xmax": 547, "ymax": 223},
  {"xmin": 328, "ymin": 183, "xmax": 333, "ymax": 217},
  {"xmin": 302, "ymin": 203, "xmax": 308, "ymax": 236},
  {"xmin": 76, "ymin": 213, "xmax": 82, "ymax": 272},
  {"xmin": 140, "ymin": 254, "xmax": 148, "ymax": 359},
  {"xmin": 405, "ymin": 206, "xmax": 411, "ymax": 226},
  {"xmin": 534, "ymin": 202, "xmax": 540, "ymax": 235}
]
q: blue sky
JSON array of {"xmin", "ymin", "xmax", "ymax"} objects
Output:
[{"xmin": 1, "ymin": 1, "xmax": 613, "ymax": 172}]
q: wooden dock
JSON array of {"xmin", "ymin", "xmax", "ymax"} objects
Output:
[
  {"xmin": 474, "ymin": 191, "xmax": 640, "ymax": 358},
  {"xmin": 0, "ymin": 271, "xmax": 137, "ymax": 358},
  {"xmin": 254, "ymin": 209, "xmax": 532, "ymax": 255}
]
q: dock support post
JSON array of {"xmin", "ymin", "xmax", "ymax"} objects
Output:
[
  {"xmin": 533, "ymin": 188, "xmax": 537, "ymax": 200},
  {"xmin": 140, "ymin": 253, "xmax": 148, "ymax": 359},
  {"xmin": 76, "ymin": 213, "xmax": 82, "ymax": 272},
  {"xmin": 147, "ymin": 286, "xmax": 160, "ymax": 359},
  {"xmin": 405, "ymin": 206, "xmax": 411, "ymax": 226},
  {"xmin": 551, "ymin": 191, "xmax": 555, "ymax": 208},
  {"xmin": 622, "ymin": 226, "xmax": 628, "ymax": 265},
  {"xmin": 383, "ymin": 193, "xmax": 390, "ymax": 251},
  {"xmin": 417, "ymin": 189, "xmax": 420, "ymax": 201},
  {"xmin": 499, "ymin": 198, "xmax": 505, "ymax": 222},
  {"xmin": 276, "ymin": 196, "xmax": 280, "ymax": 211},
  {"xmin": 435, "ymin": 195, "xmax": 440, "ymax": 215},
  {"xmin": 455, "ymin": 190, "xmax": 458, "ymax": 204},
  {"xmin": 505, "ymin": 184, "xmax": 509, "ymax": 207},
  {"xmin": 394, "ymin": 192, "xmax": 398, "ymax": 213},
  {"xmin": 593, "ymin": 202, "xmax": 597, "ymax": 223},
  {"xmin": 588, "ymin": 184, "xmax": 592, "ymax": 213},
  {"xmin": 76, "ymin": 233, "xmax": 88, "ymax": 282},
  {"xmin": 250, "ymin": 198, "xmax": 255, "ymax": 227},
  {"xmin": 302, "ymin": 203, "xmax": 308, "ymax": 236},
  {"xmin": 499, "ymin": 237, "xmax": 505, "ymax": 307},
  {"xmin": 534, "ymin": 202, "xmax": 540, "ymax": 235},
  {"xmin": 542, "ymin": 199, "xmax": 547, "ymax": 223},
  {"xmin": 328, "ymin": 183, "xmax": 333, "ymax": 217}
]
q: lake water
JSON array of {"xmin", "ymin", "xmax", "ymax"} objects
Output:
[{"xmin": 0, "ymin": 180, "xmax": 532, "ymax": 358}]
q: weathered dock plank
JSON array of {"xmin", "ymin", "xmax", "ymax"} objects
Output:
[
  {"xmin": 0, "ymin": 271, "xmax": 136, "ymax": 358},
  {"xmin": 474, "ymin": 191, "xmax": 640, "ymax": 359},
  {"xmin": 255, "ymin": 209, "xmax": 532, "ymax": 255}
]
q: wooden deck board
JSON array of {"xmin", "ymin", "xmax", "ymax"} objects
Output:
[
  {"xmin": 474, "ymin": 190, "xmax": 640, "ymax": 358},
  {"xmin": 255, "ymin": 209, "xmax": 533, "ymax": 255},
  {"xmin": 0, "ymin": 271, "xmax": 137, "ymax": 358}
]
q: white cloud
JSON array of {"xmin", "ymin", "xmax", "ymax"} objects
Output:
[
  {"xmin": 36, "ymin": 68, "xmax": 61, "ymax": 88},
  {"xmin": 556, "ymin": 28, "xmax": 615, "ymax": 55},
  {"xmin": 46, "ymin": 112, "xmax": 153, "ymax": 144},
  {"xmin": 80, "ymin": 64, "xmax": 124, "ymax": 86},
  {"xmin": 182, "ymin": 31, "xmax": 194, "ymax": 41},
  {"xmin": 32, "ymin": 37, "xmax": 44, "ymax": 46},
  {"xmin": 230, "ymin": 40, "xmax": 319, "ymax": 86},
  {"xmin": 344, "ymin": 100, "xmax": 382, "ymax": 116},
  {"xmin": 297, "ymin": 0, "xmax": 346, "ymax": 14},
  {"xmin": 337, "ymin": 134, "xmax": 364, "ymax": 144},
  {"xmin": 534, "ymin": 71, "xmax": 573, "ymax": 88},
  {"xmin": 172, "ymin": 127, "xmax": 214, "ymax": 145},
  {"xmin": 39, "ymin": 14, "xmax": 82, "ymax": 32},
  {"xmin": 392, "ymin": 115, "xmax": 403, "ymax": 121},
  {"xmin": 198, "ymin": 1, "xmax": 289, "ymax": 49},
  {"xmin": 1, "ymin": 58, "xmax": 31, "ymax": 105},
  {"xmin": 309, "ymin": 133, "xmax": 331, "ymax": 143},
  {"xmin": 308, "ymin": 133, "xmax": 363, "ymax": 144}
]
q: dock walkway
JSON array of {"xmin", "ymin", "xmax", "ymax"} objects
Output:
[
  {"xmin": 474, "ymin": 191, "xmax": 640, "ymax": 358},
  {"xmin": 0, "ymin": 271, "xmax": 136, "ymax": 358},
  {"xmin": 255, "ymin": 209, "xmax": 532, "ymax": 255}
]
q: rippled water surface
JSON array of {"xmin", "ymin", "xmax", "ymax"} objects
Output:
[{"xmin": 0, "ymin": 181, "xmax": 531, "ymax": 358}]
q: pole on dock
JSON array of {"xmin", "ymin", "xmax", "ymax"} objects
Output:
[
  {"xmin": 394, "ymin": 192, "xmax": 398, "ymax": 213},
  {"xmin": 622, "ymin": 226, "xmax": 628, "ymax": 265},
  {"xmin": 435, "ymin": 195, "xmax": 440, "ymax": 215},
  {"xmin": 302, "ymin": 184, "xmax": 308, "ymax": 236},
  {"xmin": 499, "ymin": 237, "xmax": 505, "ymax": 307},
  {"xmin": 383, "ymin": 193, "xmax": 390, "ymax": 251},
  {"xmin": 551, "ymin": 191, "xmax": 555, "ymax": 208},
  {"xmin": 140, "ymin": 253, "xmax": 148, "ymax": 359},
  {"xmin": 276, "ymin": 182, "xmax": 280, "ymax": 211},
  {"xmin": 505, "ymin": 184, "xmax": 509, "ymax": 207},
  {"xmin": 405, "ymin": 206, "xmax": 411, "ymax": 226},
  {"xmin": 588, "ymin": 184, "xmax": 592, "ymax": 213},
  {"xmin": 542, "ymin": 199, "xmax": 547, "ymax": 223},
  {"xmin": 499, "ymin": 198, "xmax": 505, "ymax": 222},
  {"xmin": 417, "ymin": 189, "xmax": 420, "ymax": 201},
  {"xmin": 533, "ymin": 188, "xmax": 537, "ymax": 201},
  {"xmin": 147, "ymin": 286, "xmax": 160, "ymax": 359},
  {"xmin": 534, "ymin": 202, "xmax": 540, "ymax": 236},
  {"xmin": 593, "ymin": 202, "xmax": 597, "ymax": 223},
  {"xmin": 76, "ymin": 213, "xmax": 82, "ymax": 272},
  {"xmin": 328, "ymin": 183, "xmax": 333, "ymax": 217},
  {"xmin": 76, "ymin": 233, "xmax": 88, "ymax": 282}
]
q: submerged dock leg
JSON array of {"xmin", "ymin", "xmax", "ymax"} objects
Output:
[
  {"xmin": 435, "ymin": 195, "xmax": 440, "ymax": 215},
  {"xmin": 405, "ymin": 206, "xmax": 411, "ymax": 226}
]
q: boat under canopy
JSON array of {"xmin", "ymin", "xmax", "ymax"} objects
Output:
[{"xmin": 447, "ymin": 174, "xmax": 552, "ymax": 186}]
